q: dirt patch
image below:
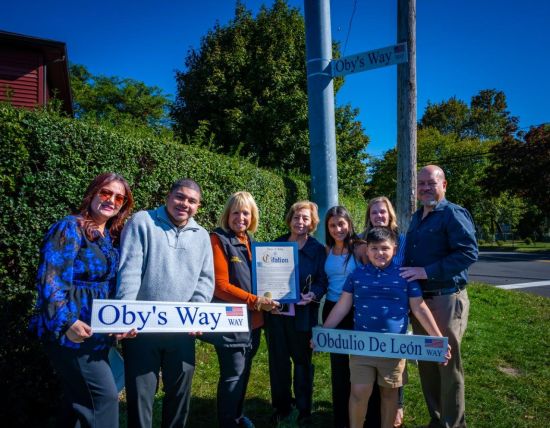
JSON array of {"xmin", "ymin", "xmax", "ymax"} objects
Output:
[{"xmin": 498, "ymin": 365, "xmax": 522, "ymax": 377}]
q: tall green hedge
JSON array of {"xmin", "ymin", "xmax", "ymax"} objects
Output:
[
  {"xmin": 0, "ymin": 103, "xmax": 366, "ymax": 425},
  {"xmin": 0, "ymin": 104, "xmax": 313, "ymax": 425}
]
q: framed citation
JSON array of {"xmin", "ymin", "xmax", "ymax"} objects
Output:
[{"xmin": 251, "ymin": 242, "xmax": 300, "ymax": 303}]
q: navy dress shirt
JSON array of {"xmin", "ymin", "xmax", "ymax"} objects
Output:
[{"xmin": 404, "ymin": 199, "xmax": 478, "ymax": 292}]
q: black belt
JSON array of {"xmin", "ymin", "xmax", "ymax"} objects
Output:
[{"xmin": 423, "ymin": 285, "xmax": 465, "ymax": 297}]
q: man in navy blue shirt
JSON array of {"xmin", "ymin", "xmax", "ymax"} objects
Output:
[{"xmin": 400, "ymin": 165, "xmax": 478, "ymax": 428}]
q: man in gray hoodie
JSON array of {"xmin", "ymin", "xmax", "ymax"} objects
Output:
[{"xmin": 117, "ymin": 178, "xmax": 214, "ymax": 428}]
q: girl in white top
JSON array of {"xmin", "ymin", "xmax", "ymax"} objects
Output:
[{"xmin": 322, "ymin": 206, "xmax": 366, "ymax": 428}]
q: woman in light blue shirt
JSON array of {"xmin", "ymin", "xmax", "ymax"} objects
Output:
[{"xmin": 322, "ymin": 206, "xmax": 366, "ymax": 428}]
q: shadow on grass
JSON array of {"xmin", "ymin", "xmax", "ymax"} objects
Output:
[
  {"xmin": 121, "ymin": 396, "xmax": 335, "ymax": 427},
  {"xmin": 191, "ymin": 397, "xmax": 335, "ymax": 427}
]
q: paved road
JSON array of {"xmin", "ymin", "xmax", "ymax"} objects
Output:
[{"xmin": 469, "ymin": 251, "xmax": 550, "ymax": 298}]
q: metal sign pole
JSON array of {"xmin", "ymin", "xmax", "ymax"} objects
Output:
[{"xmin": 304, "ymin": 0, "xmax": 338, "ymax": 245}]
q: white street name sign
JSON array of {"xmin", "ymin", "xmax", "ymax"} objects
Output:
[
  {"xmin": 312, "ymin": 327, "xmax": 448, "ymax": 363},
  {"xmin": 91, "ymin": 299, "xmax": 248, "ymax": 333},
  {"xmin": 331, "ymin": 43, "xmax": 408, "ymax": 77}
]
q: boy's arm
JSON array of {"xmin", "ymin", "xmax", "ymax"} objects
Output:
[
  {"xmin": 410, "ymin": 297, "xmax": 452, "ymax": 363},
  {"xmin": 323, "ymin": 291, "xmax": 353, "ymax": 328},
  {"xmin": 409, "ymin": 297, "xmax": 444, "ymax": 337}
]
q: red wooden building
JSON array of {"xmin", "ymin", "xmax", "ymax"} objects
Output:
[{"xmin": 0, "ymin": 30, "xmax": 72, "ymax": 115}]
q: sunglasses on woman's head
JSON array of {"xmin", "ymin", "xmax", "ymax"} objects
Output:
[{"xmin": 97, "ymin": 188, "xmax": 127, "ymax": 207}]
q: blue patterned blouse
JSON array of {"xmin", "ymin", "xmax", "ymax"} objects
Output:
[{"xmin": 29, "ymin": 215, "xmax": 119, "ymax": 350}]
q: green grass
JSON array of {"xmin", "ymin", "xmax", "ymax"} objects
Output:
[
  {"xmin": 120, "ymin": 284, "xmax": 550, "ymax": 427},
  {"xmin": 479, "ymin": 241, "xmax": 550, "ymax": 253}
]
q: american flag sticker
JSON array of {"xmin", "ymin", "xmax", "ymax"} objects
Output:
[
  {"xmin": 425, "ymin": 338, "xmax": 444, "ymax": 348},
  {"xmin": 226, "ymin": 306, "xmax": 244, "ymax": 316}
]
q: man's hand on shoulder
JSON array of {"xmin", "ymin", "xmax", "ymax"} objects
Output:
[{"xmin": 399, "ymin": 266, "xmax": 427, "ymax": 282}]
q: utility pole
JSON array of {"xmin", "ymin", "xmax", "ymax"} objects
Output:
[
  {"xmin": 304, "ymin": 0, "xmax": 338, "ymax": 245},
  {"xmin": 397, "ymin": 0, "xmax": 417, "ymax": 232}
]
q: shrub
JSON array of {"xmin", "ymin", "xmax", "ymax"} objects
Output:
[
  {"xmin": 0, "ymin": 103, "xmax": 318, "ymax": 425},
  {"xmin": 340, "ymin": 192, "xmax": 366, "ymax": 232},
  {"xmin": 524, "ymin": 237, "xmax": 533, "ymax": 245}
]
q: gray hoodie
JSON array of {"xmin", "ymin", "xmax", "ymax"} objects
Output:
[{"xmin": 116, "ymin": 206, "xmax": 214, "ymax": 303}]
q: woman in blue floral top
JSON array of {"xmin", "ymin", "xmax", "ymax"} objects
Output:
[{"xmin": 29, "ymin": 172, "xmax": 134, "ymax": 427}]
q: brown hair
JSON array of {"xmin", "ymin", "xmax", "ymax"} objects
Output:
[
  {"xmin": 325, "ymin": 205, "xmax": 361, "ymax": 267},
  {"xmin": 285, "ymin": 200, "xmax": 320, "ymax": 233},
  {"xmin": 76, "ymin": 172, "xmax": 134, "ymax": 243}
]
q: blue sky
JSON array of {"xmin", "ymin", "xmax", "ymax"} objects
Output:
[{"xmin": 2, "ymin": 0, "xmax": 549, "ymax": 157}]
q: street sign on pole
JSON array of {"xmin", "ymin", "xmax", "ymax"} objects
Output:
[{"xmin": 331, "ymin": 42, "xmax": 408, "ymax": 77}]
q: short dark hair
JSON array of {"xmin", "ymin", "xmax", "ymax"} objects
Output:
[
  {"xmin": 366, "ymin": 227, "xmax": 396, "ymax": 245},
  {"xmin": 169, "ymin": 178, "xmax": 202, "ymax": 198}
]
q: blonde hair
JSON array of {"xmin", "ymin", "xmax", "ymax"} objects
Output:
[
  {"xmin": 219, "ymin": 191, "xmax": 259, "ymax": 233},
  {"xmin": 364, "ymin": 196, "xmax": 399, "ymax": 233},
  {"xmin": 285, "ymin": 200, "xmax": 320, "ymax": 233}
]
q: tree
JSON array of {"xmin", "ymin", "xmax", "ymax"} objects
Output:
[
  {"xmin": 483, "ymin": 123, "xmax": 550, "ymax": 237},
  {"xmin": 484, "ymin": 124, "xmax": 550, "ymax": 208},
  {"xmin": 335, "ymin": 104, "xmax": 369, "ymax": 195},
  {"xmin": 70, "ymin": 64, "xmax": 171, "ymax": 129},
  {"xmin": 171, "ymin": 0, "xmax": 369, "ymax": 192},
  {"xmin": 367, "ymin": 128, "xmax": 493, "ymax": 229},
  {"xmin": 419, "ymin": 97, "xmax": 470, "ymax": 138},
  {"xmin": 473, "ymin": 192, "xmax": 527, "ymax": 241},
  {"xmin": 469, "ymin": 89, "xmax": 519, "ymax": 139},
  {"xmin": 419, "ymin": 89, "xmax": 519, "ymax": 140}
]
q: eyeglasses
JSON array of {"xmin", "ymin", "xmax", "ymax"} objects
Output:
[
  {"xmin": 302, "ymin": 274, "xmax": 312, "ymax": 293},
  {"xmin": 97, "ymin": 188, "xmax": 127, "ymax": 208},
  {"xmin": 301, "ymin": 274, "xmax": 320, "ymax": 303}
]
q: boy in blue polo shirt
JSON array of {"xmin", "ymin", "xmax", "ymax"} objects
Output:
[{"xmin": 323, "ymin": 227, "xmax": 450, "ymax": 428}]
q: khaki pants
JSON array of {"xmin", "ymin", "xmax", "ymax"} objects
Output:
[{"xmin": 412, "ymin": 289, "xmax": 469, "ymax": 428}]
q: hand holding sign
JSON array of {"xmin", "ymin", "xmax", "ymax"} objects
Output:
[
  {"xmin": 256, "ymin": 292, "xmax": 280, "ymax": 311},
  {"xmin": 112, "ymin": 328, "xmax": 138, "ymax": 340},
  {"xmin": 312, "ymin": 327, "xmax": 450, "ymax": 363},
  {"xmin": 442, "ymin": 344, "xmax": 452, "ymax": 366},
  {"xmin": 91, "ymin": 300, "xmax": 249, "ymax": 333},
  {"xmin": 66, "ymin": 320, "xmax": 92, "ymax": 343}
]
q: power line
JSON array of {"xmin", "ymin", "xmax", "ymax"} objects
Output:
[
  {"xmin": 342, "ymin": 0, "xmax": 358, "ymax": 56},
  {"xmin": 367, "ymin": 141, "xmax": 548, "ymax": 166},
  {"xmin": 366, "ymin": 123, "xmax": 549, "ymax": 160}
]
